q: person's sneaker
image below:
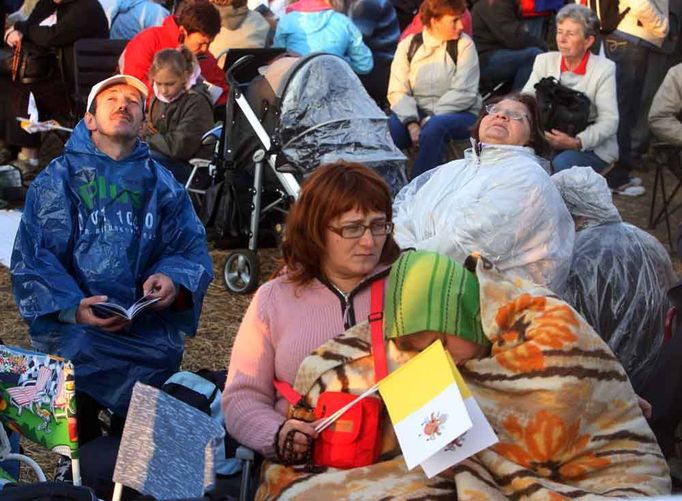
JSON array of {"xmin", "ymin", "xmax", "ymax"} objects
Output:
[
  {"xmin": 612, "ymin": 183, "xmax": 646, "ymax": 197},
  {"xmin": 53, "ymin": 455, "xmax": 73, "ymax": 483},
  {"xmin": 629, "ymin": 177, "xmax": 643, "ymax": 187}
]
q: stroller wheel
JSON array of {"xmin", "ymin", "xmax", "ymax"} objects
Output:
[{"xmin": 223, "ymin": 250, "xmax": 260, "ymax": 294}]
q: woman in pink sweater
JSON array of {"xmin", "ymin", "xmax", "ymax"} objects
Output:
[{"xmin": 222, "ymin": 161, "xmax": 400, "ymax": 457}]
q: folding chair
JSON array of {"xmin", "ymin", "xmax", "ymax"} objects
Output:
[
  {"xmin": 648, "ymin": 142, "xmax": 682, "ymax": 249},
  {"xmin": 112, "ymin": 382, "xmax": 225, "ymax": 501},
  {"xmin": 71, "ymin": 38, "xmax": 129, "ymax": 116},
  {"xmin": 0, "ymin": 345, "xmax": 81, "ymax": 486}
]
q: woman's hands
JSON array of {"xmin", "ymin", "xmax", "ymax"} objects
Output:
[
  {"xmin": 545, "ymin": 129, "xmax": 581, "ymax": 150},
  {"xmin": 275, "ymin": 419, "xmax": 319, "ymax": 464}
]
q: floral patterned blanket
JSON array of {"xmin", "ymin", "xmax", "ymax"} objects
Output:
[{"xmin": 256, "ymin": 258, "xmax": 670, "ymax": 500}]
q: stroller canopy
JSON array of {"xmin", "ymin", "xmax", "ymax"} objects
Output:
[{"xmin": 276, "ymin": 54, "xmax": 407, "ymax": 194}]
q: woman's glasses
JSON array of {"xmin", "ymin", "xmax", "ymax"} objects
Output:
[
  {"xmin": 484, "ymin": 104, "xmax": 528, "ymax": 122},
  {"xmin": 328, "ymin": 221, "xmax": 394, "ymax": 239}
]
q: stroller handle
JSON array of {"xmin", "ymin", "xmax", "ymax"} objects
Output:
[{"xmin": 226, "ymin": 55, "xmax": 256, "ymax": 87}]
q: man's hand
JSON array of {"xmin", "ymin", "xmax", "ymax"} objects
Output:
[
  {"xmin": 545, "ymin": 129, "xmax": 581, "ymax": 150},
  {"xmin": 407, "ymin": 122, "xmax": 421, "ymax": 148},
  {"xmin": 5, "ymin": 29, "xmax": 22, "ymax": 48},
  {"xmin": 143, "ymin": 273, "xmax": 177, "ymax": 310},
  {"xmin": 76, "ymin": 296, "xmax": 130, "ymax": 332}
]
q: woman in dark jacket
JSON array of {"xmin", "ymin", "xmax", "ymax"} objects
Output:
[
  {"xmin": 2, "ymin": 0, "xmax": 109, "ymax": 180},
  {"xmin": 471, "ymin": 0, "xmax": 545, "ymax": 91}
]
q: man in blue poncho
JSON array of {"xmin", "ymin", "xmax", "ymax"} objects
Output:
[{"xmin": 10, "ymin": 75, "xmax": 214, "ymax": 445}]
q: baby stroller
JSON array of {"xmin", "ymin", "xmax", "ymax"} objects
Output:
[{"xmin": 193, "ymin": 52, "xmax": 407, "ymax": 294}]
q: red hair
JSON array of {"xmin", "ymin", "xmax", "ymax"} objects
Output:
[{"xmin": 279, "ymin": 161, "xmax": 400, "ymax": 286}]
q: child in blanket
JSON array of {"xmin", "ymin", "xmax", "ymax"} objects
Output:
[
  {"xmin": 382, "ymin": 249, "xmax": 491, "ymax": 365},
  {"xmin": 383, "ymin": 249, "xmax": 670, "ymax": 499}
]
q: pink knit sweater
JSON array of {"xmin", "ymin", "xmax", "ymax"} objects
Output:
[{"xmin": 223, "ymin": 269, "xmax": 387, "ymax": 456}]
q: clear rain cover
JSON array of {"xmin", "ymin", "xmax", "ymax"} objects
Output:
[
  {"xmin": 554, "ymin": 167, "xmax": 676, "ymax": 388},
  {"xmin": 277, "ymin": 54, "xmax": 407, "ymax": 195}
]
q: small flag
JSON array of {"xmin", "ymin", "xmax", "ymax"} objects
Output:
[
  {"xmin": 419, "ymin": 354, "xmax": 498, "ymax": 477},
  {"xmin": 16, "ymin": 117, "xmax": 73, "ymax": 134},
  {"xmin": 378, "ymin": 341, "xmax": 473, "ymax": 470},
  {"xmin": 27, "ymin": 92, "xmax": 38, "ymax": 123},
  {"xmin": 113, "ymin": 382, "xmax": 225, "ymax": 499}
]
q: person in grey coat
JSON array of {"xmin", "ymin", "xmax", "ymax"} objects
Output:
[{"xmin": 144, "ymin": 46, "xmax": 215, "ymax": 184}]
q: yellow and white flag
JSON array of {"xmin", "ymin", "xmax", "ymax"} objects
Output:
[
  {"xmin": 420, "ymin": 353, "xmax": 498, "ymax": 477},
  {"xmin": 378, "ymin": 341, "xmax": 473, "ymax": 470}
]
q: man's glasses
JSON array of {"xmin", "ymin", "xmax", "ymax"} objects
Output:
[
  {"xmin": 328, "ymin": 221, "xmax": 394, "ymax": 239},
  {"xmin": 484, "ymin": 104, "xmax": 528, "ymax": 122}
]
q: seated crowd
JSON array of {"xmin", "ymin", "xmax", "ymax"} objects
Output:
[
  {"xmin": 2, "ymin": 0, "xmax": 680, "ymax": 190},
  {"xmin": 2, "ymin": 0, "xmax": 682, "ymax": 497}
]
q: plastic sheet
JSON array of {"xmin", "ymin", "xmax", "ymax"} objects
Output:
[
  {"xmin": 554, "ymin": 167, "xmax": 676, "ymax": 389},
  {"xmin": 393, "ymin": 142, "xmax": 574, "ymax": 291},
  {"xmin": 10, "ymin": 121, "xmax": 214, "ymax": 416},
  {"xmin": 277, "ymin": 54, "xmax": 407, "ymax": 195}
]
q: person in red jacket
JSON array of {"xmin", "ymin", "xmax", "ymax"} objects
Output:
[{"xmin": 119, "ymin": 0, "xmax": 228, "ymax": 105}]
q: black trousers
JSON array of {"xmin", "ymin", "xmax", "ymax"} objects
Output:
[{"xmin": 639, "ymin": 329, "xmax": 682, "ymax": 457}]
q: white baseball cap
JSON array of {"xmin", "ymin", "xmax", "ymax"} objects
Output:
[{"xmin": 86, "ymin": 74, "xmax": 148, "ymax": 112}]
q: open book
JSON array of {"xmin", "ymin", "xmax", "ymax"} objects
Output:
[{"xmin": 91, "ymin": 294, "xmax": 161, "ymax": 320}]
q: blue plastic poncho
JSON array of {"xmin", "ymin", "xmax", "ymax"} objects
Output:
[{"xmin": 10, "ymin": 120, "xmax": 214, "ymax": 416}]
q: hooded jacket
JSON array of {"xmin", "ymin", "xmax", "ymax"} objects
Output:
[
  {"xmin": 274, "ymin": 0, "xmax": 373, "ymax": 74},
  {"xmin": 209, "ymin": 4, "xmax": 270, "ymax": 61},
  {"xmin": 10, "ymin": 120, "xmax": 213, "ymax": 416},
  {"xmin": 120, "ymin": 15, "xmax": 228, "ymax": 104},
  {"xmin": 13, "ymin": 0, "xmax": 109, "ymax": 80},
  {"xmin": 145, "ymin": 82, "xmax": 215, "ymax": 161}
]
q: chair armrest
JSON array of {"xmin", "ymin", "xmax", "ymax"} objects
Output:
[{"xmin": 236, "ymin": 445, "xmax": 255, "ymax": 461}]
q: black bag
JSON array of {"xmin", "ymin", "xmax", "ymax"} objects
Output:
[
  {"xmin": 12, "ymin": 41, "xmax": 59, "ymax": 84},
  {"xmin": 534, "ymin": 76, "xmax": 592, "ymax": 137}
]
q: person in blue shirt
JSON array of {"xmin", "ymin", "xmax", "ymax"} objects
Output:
[
  {"xmin": 10, "ymin": 74, "xmax": 214, "ymax": 445},
  {"xmin": 107, "ymin": 0, "xmax": 169, "ymax": 40},
  {"xmin": 274, "ymin": 0, "xmax": 373, "ymax": 74}
]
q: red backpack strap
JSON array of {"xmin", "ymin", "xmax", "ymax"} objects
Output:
[
  {"xmin": 273, "ymin": 379, "xmax": 304, "ymax": 406},
  {"xmin": 369, "ymin": 278, "xmax": 388, "ymax": 382}
]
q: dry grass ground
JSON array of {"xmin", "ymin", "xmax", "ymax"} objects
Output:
[{"xmin": 1, "ymin": 160, "xmax": 681, "ymax": 482}]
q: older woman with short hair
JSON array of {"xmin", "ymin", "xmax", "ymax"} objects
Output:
[
  {"xmin": 522, "ymin": 4, "xmax": 619, "ymax": 175},
  {"xmin": 393, "ymin": 92, "xmax": 574, "ymax": 291},
  {"xmin": 387, "ymin": 0, "xmax": 481, "ymax": 178}
]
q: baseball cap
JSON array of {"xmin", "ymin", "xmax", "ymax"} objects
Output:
[{"xmin": 86, "ymin": 74, "xmax": 148, "ymax": 112}]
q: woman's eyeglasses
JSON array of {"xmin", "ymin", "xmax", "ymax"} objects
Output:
[
  {"xmin": 328, "ymin": 221, "xmax": 394, "ymax": 239},
  {"xmin": 484, "ymin": 104, "xmax": 528, "ymax": 122}
]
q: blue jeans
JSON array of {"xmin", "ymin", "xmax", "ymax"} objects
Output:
[
  {"xmin": 551, "ymin": 149, "xmax": 609, "ymax": 173},
  {"xmin": 388, "ymin": 112, "xmax": 477, "ymax": 178},
  {"xmin": 480, "ymin": 46, "xmax": 544, "ymax": 91},
  {"xmin": 604, "ymin": 32, "xmax": 652, "ymax": 172}
]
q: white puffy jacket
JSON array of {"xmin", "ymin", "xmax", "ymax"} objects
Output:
[{"xmin": 393, "ymin": 142, "xmax": 575, "ymax": 292}]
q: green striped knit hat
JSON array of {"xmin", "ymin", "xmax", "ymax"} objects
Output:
[{"xmin": 384, "ymin": 250, "xmax": 488, "ymax": 346}]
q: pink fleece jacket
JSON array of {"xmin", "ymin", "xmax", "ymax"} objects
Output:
[{"xmin": 222, "ymin": 268, "xmax": 387, "ymax": 456}]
